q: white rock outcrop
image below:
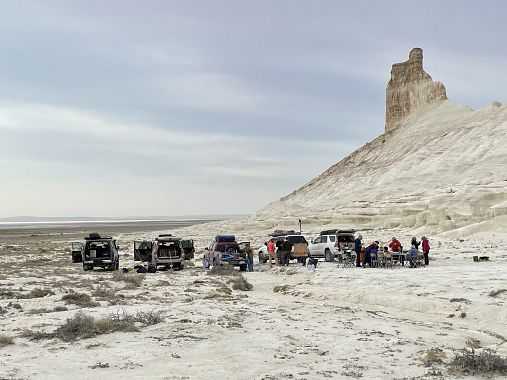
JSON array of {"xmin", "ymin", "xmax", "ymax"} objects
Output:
[
  {"xmin": 252, "ymin": 48, "xmax": 507, "ymax": 235},
  {"xmin": 385, "ymin": 48, "xmax": 447, "ymax": 132}
]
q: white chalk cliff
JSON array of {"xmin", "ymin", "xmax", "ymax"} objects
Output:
[
  {"xmin": 385, "ymin": 48, "xmax": 447, "ymax": 132},
  {"xmin": 256, "ymin": 49, "xmax": 507, "ymax": 235}
]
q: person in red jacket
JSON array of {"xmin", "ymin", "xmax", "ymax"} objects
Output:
[
  {"xmin": 267, "ymin": 239, "xmax": 276, "ymax": 266},
  {"xmin": 421, "ymin": 236, "xmax": 430, "ymax": 266},
  {"xmin": 389, "ymin": 237, "xmax": 401, "ymax": 252},
  {"xmin": 389, "ymin": 237, "xmax": 404, "ymax": 265}
]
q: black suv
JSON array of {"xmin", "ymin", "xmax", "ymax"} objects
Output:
[{"xmin": 71, "ymin": 233, "xmax": 120, "ymax": 271}]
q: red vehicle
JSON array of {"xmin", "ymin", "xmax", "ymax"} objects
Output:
[{"xmin": 204, "ymin": 234, "xmax": 247, "ymax": 271}]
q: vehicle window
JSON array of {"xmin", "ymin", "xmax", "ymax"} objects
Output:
[
  {"xmin": 322, "ymin": 236, "xmax": 328, "ymax": 243},
  {"xmin": 287, "ymin": 236, "xmax": 307, "ymax": 244},
  {"xmin": 215, "ymin": 243, "xmax": 239, "ymax": 252},
  {"xmin": 329, "ymin": 236, "xmax": 336, "ymax": 242},
  {"xmin": 313, "ymin": 237, "xmax": 320, "ymax": 244},
  {"xmin": 337, "ymin": 235, "xmax": 355, "ymax": 243}
]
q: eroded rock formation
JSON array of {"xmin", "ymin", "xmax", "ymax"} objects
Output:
[{"xmin": 385, "ymin": 48, "xmax": 447, "ymax": 132}]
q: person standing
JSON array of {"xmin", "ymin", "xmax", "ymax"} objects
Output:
[
  {"xmin": 244, "ymin": 242, "xmax": 254, "ymax": 272},
  {"xmin": 354, "ymin": 234, "xmax": 362, "ymax": 267},
  {"xmin": 276, "ymin": 239, "xmax": 283, "ymax": 265},
  {"xmin": 411, "ymin": 237, "xmax": 420, "ymax": 250},
  {"xmin": 267, "ymin": 239, "xmax": 275, "ymax": 266},
  {"xmin": 281, "ymin": 238, "xmax": 293, "ymax": 266},
  {"xmin": 421, "ymin": 236, "xmax": 430, "ymax": 266}
]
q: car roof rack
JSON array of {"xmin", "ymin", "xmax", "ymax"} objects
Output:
[
  {"xmin": 156, "ymin": 235, "xmax": 181, "ymax": 242},
  {"xmin": 85, "ymin": 236, "xmax": 113, "ymax": 240},
  {"xmin": 270, "ymin": 229, "xmax": 298, "ymax": 237},
  {"xmin": 320, "ymin": 229, "xmax": 355, "ymax": 236}
]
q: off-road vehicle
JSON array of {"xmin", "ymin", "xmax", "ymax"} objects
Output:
[
  {"xmin": 258, "ymin": 230, "xmax": 308, "ymax": 264},
  {"xmin": 71, "ymin": 233, "xmax": 120, "ymax": 271},
  {"xmin": 134, "ymin": 234, "xmax": 184, "ymax": 270},
  {"xmin": 313, "ymin": 229, "xmax": 355, "ymax": 262},
  {"xmin": 204, "ymin": 234, "xmax": 247, "ymax": 271}
]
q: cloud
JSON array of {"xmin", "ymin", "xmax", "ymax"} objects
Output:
[{"xmin": 0, "ymin": 1, "xmax": 506, "ymax": 216}]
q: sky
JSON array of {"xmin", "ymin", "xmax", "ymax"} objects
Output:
[{"xmin": 0, "ymin": 0, "xmax": 506, "ymax": 217}]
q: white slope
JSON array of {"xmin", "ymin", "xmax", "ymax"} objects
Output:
[{"xmin": 256, "ymin": 101, "xmax": 507, "ymax": 235}]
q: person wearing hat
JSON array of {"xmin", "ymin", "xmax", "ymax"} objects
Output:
[{"xmin": 421, "ymin": 236, "xmax": 430, "ymax": 266}]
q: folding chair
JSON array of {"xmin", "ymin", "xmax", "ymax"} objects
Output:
[{"xmin": 369, "ymin": 250, "xmax": 378, "ymax": 268}]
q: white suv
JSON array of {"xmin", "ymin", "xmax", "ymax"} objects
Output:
[
  {"xmin": 309, "ymin": 235, "xmax": 337, "ymax": 262},
  {"xmin": 309, "ymin": 230, "xmax": 356, "ymax": 262}
]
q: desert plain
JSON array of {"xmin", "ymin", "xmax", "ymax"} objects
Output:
[{"xmin": 0, "ymin": 221, "xmax": 505, "ymax": 380}]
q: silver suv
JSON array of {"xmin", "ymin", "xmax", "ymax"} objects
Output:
[
  {"xmin": 309, "ymin": 229, "xmax": 355, "ymax": 262},
  {"xmin": 134, "ymin": 234, "xmax": 184, "ymax": 270},
  {"xmin": 309, "ymin": 235, "xmax": 337, "ymax": 261}
]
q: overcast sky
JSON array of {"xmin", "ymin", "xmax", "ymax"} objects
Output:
[{"xmin": 0, "ymin": 0, "xmax": 506, "ymax": 217}]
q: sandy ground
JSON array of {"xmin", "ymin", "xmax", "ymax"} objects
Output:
[{"xmin": 0, "ymin": 224, "xmax": 506, "ymax": 379}]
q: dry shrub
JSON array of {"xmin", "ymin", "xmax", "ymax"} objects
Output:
[
  {"xmin": 204, "ymin": 291, "xmax": 229, "ymax": 299},
  {"xmin": 92, "ymin": 286, "xmax": 116, "ymax": 299},
  {"xmin": 111, "ymin": 272, "xmax": 144, "ymax": 288},
  {"xmin": 62, "ymin": 292, "xmax": 100, "ymax": 308},
  {"xmin": 0, "ymin": 334, "xmax": 14, "ymax": 347},
  {"xmin": 19, "ymin": 329, "xmax": 51, "ymax": 341},
  {"xmin": 216, "ymin": 286, "xmax": 232, "ymax": 295},
  {"xmin": 229, "ymin": 275, "xmax": 253, "ymax": 291},
  {"xmin": 207, "ymin": 266, "xmax": 253, "ymax": 290},
  {"xmin": 21, "ymin": 288, "xmax": 55, "ymax": 299},
  {"xmin": 449, "ymin": 298, "xmax": 471, "ymax": 304},
  {"xmin": 29, "ymin": 308, "xmax": 50, "ymax": 314},
  {"xmin": 109, "ymin": 308, "xmax": 165, "ymax": 326},
  {"xmin": 53, "ymin": 306, "xmax": 68, "ymax": 312},
  {"xmin": 207, "ymin": 266, "xmax": 238, "ymax": 276},
  {"xmin": 23, "ymin": 311, "xmax": 141, "ymax": 342},
  {"xmin": 489, "ymin": 289, "xmax": 507, "ymax": 298},
  {"xmin": 7, "ymin": 302, "xmax": 22, "ymax": 310},
  {"xmin": 0, "ymin": 290, "xmax": 16, "ymax": 299},
  {"xmin": 273, "ymin": 285, "xmax": 290, "ymax": 293},
  {"xmin": 448, "ymin": 346, "xmax": 507, "ymax": 376},
  {"xmin": 423, "ymin": 347, "xmax": 446, "ymax": 367}
]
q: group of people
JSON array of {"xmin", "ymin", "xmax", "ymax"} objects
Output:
[
  {"xmin": 266, "ymin": 238, "xmax": 294, "ymax": 266},
  {"xmin": 353, "ymin": 235, "xmax": 431, "ymax": 268}
]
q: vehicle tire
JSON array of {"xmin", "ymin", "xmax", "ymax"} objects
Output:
[
  {"xmin": 325, "ymin": 249, "xmax": 334, "ymax": 262},
  {"xmin": 83, "ymin": 264, "xmax": 92, "ymax": 271},
  {"xmin": 239, "ymin": 264, "xmax": 247, "ymax": 272}
]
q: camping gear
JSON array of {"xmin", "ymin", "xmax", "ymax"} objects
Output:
[
  {"xmin": 215, "ymin": 234, "xmax": 236, "ymax": 242},
  {"xmin": 473, "ymin": 256, "xmax": 490, "ymax": 262}
]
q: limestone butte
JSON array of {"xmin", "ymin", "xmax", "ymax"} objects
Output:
[{"xmin": 385, "ymin": 48, "xmax": 447, "ymax": 132}]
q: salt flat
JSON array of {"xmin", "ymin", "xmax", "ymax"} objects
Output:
[{"xmin": 0, "ymin": 225, "xmax": 505, "ymax": 379}]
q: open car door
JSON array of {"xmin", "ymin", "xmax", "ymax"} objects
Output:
[
  {"xmin": 134, "ymin": 241, "xmax": 153, "ymax": 262},
  {"xmin": 71, "ymin": 242, "xmax": 84, "ymax": 263}
]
